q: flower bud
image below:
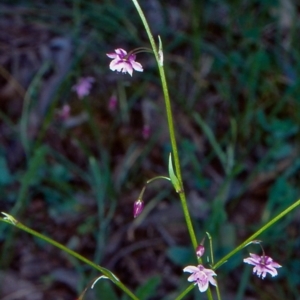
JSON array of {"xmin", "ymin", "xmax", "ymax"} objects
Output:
[
  {"xmin": 142, "ymin": 124, "xmax": 151, "ymax": 140},
  {"xmin": 196, "ymin": 244, "xmax": 205, "ymax": 258},
  {"xmin": 133, "ymin": 199, "xmax": 144, "ymax": 218},
  {"xmin": 108, "ymin": 95, "xmax": 117, "ymax": 112}
]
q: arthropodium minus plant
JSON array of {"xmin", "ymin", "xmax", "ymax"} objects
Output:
[{"xmin": 1, "ymin": 1, "xmax": 300, "ymax": 300}]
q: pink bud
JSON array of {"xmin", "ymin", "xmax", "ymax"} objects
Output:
[
  {"xmin": 142, "ymin": 124, "xmax": 151, "ymax": 140},
  {"xmin": 196, "ymin": 244, "xmax": 205, "ymax": 258},
  {"xmin": 108, "ymin": 95, "xmax": 118, "ymax": 112},
  {"xmin": 133, "ymin": 199, "xmax": 144, "ymax": 218},
  {"xmin": 56, "ymin": 104, "xmax": 71, "ymax": 121}
]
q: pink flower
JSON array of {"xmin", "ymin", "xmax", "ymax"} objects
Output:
[
  {"xmin": 107, "ymin": 48, "xmax": 143, "ymax": 76},
  {"xmin": 142, "ymin": 124, "xmax": 151, "ymax": 139},
  {"xmin": 108, "ymin": 95, "xmax": 118, "ymax": 112},
  {"xmin": 72, "ymin": 77, "xmax": 95, "ymax": 99},
  {"xmin": 56, "ymin": 104, "xmax": 71, "ymax": 121},
  {"xmin": 133, "ymin": 199, "xmax": 144, "ymax": 218},
  {"xmin": 183, "ymin": 265, "xmax": 217, "ymax": 292},
  {"xmin": 243, "ymin": 253, "xmax": 281, "ymax": 279}
]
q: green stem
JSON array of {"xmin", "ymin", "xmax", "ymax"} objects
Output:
[
  {"xmin": 130, "ymin": 1, "xmax": 212, "ymax": 298},
  {"xmin": 175, "ymin": 284, "xmax": 195, "ymax": 300},
  {"xmin": 214, "ymin": 199, "xmax": 300, "ymax": 270},
  {"xmin": 0, "ymin": 215, "xmax": 138, "ymax": 300},
  {"xmin": 146, "ymin": 176, "xmax": 170, "ymax": 184},
  {"xmin": 138, "ymin": 176, "xmax": 170, "ymax": 200},
  {"xmin": 206, "ymin": 232, "xmax": 221, "ymax": 300},
  {"xmin": 131, "ymin": 0, "xmax": 198, "ymax": 251},
  {"xmin": 215, "ymin": 281, "xmax": 222, "ymax": 300}
]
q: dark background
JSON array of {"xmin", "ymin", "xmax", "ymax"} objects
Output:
[{"xmin": 0, "ymin": 0, "xmax": 300, "ymax": 299}]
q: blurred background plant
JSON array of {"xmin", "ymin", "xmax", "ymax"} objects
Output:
[{"xmin": 0, "ymin": 0, "xmax": 300, "ymax": 299}]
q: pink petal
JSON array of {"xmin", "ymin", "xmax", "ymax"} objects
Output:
[
  {"xmin": 115, "ymin": 48, "xmax": 127, "ymax": 56},
  {"xmin": 183, "ymin": 266, "xmax": 200, "ymax": 273},
  {"xmin": 131, "ymin": 61, "xmax": 143, "ymax": 72},
  {"xmin": 197, "ymin": 281, "xmax": 209, "ymax": 292},
  {"xmin": 107, "ymin": 53, "xmax": 117, "ymax": 58}
]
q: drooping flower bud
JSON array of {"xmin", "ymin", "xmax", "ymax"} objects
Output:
[
  {"xmin": 142, "ymin": 124, "xmax": 151, "ymax": 140},
  {"xmin": 196, "ymin": 244, "xmax": 205, "ymax": 258},
  {"xmin": 56, "ymin": 104, "xmax": 71, "ymax": 121},
  {"xmin": 133, "ymin": 199, "xmax": 144, "ymax": 218},
  {"xmin": 108, "ymin": 95, "xmax": 118, "ymax": 112}
]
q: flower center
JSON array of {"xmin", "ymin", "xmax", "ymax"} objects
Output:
[{"xmin": 196, "ymin": 272, "xmax": 207, "ymax": 286}]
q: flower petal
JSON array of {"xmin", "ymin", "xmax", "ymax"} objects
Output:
[
  {"xmin": 131, "ymin": 61, "xmax": 143, "ymax": 72},
  {"xmin": 197, "ymin": 280, "xmax": 209, "ymax": 292},
  {"xmin": 183, "ymin": 266, "xmax": 200, "ymax": 273}
]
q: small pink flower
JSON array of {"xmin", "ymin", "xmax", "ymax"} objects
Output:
[
  {"xmin": 142, "ymin": 124, "xmax": 151, "ymax": 139},
  {"xmin": 108, "ymin": 95, "xmax": 118, "ymax": 112},
  {"xmin": 133, "ymin": 199, "xmax": 144, "ymax": 218},
  {"xmin": 183, "ymin": 265, "xmax": 217, "ymax": 292},
  {"xmin": 72, "ymin": 77, "xmax": 95, "ymax": 99},
  {"xmin": 56, "ymin": 104, "xmax": 71, "ymax": 121},
  {"xmin": 107, "ymin": 48, "xmax": 143, "ymax": 76},
  {"xmin": 243, "ymin": 253, "xmax": 281, "ymax": 279}
]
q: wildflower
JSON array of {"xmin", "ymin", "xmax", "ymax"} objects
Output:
[
  {"xmin": 142, "ymin": 124, "xmax": 151, "ymax": 139},
  {"xmin": 108, "ymin": 94, "xmax": 118, "ymax": 112},
  {"xmin": 72, "ymin": 77, "xmax": 95, "ymax": 99},
  {"xmin": 196, "ymin": 244, "xmax": 205, "ymax": 258},
  {"xmin": 133, "ymin": 199, "xmax": 144, "ymax": 218},
  {"xmin": 243, "ymin": 253, "xmax": 281, "ymax": 279},
  {"xmin": 107, "ymin": 48, "xmax": 143, "ymax": 76},
  {"xmin": 56, "ymin": 104, "xmax": 71, "ymax": 121},
  {"xmin": 183, "ymin": 264, "xmax": 217, "ymax": 292}
]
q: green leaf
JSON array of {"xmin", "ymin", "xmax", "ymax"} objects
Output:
[
  {"xmin": 167, "ymin": 246, "xmax": 195, "ymax": 266},
  {"xmin": 0, "ymin": 156, "xmax": 13, "ymax": 185},
  {"xmin": 93, "ymin": 279, "xmax": 119, "ymax": 300},
  {"xmin": 135, "ymin": 275, "xmax": 161, "ymax": 300}
]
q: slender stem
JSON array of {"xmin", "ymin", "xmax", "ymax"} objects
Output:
[
  {"xmin": 0, "ymin": 216, "xmax": 139, "ymax": 300},
  {"xmin": 130, "ymin": 1, "xmax": 213, "ymax": 299},
  {"xmin": 175, "ymin": 284, "xmax": 195, "ymax": 300},
  {"xmin": 138, "ymin": 176, "xmax": 170, "ymax": 200},
  {"xmin": 215, "ymin": 281, "xmax": 222, "ymax": 300},
  {"xmin": 213, "ymin": 199, "xmax": 300, "ymax": 270},
  {"xmin": 131, "ymin": 0, "xmax": 198, "ymax": 251},
  {"xmin": 206, "ymin": 232, "xmax": 221, "ymax": 300},
  {"xmin": 206, "ymin": 232, "xmax": 214, "ymax": 265}
]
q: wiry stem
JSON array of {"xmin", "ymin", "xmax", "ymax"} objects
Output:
[
  {"xmin": 0, "ymin": 213, "xmax": 139, "ymax": 300},
  {"xmin": 131, "ymin": 1, "xmax": 211, "ymax": 298},
  {"xmin": 214, "ymin": 199, "xmax": 300, "ymax": 270}
]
